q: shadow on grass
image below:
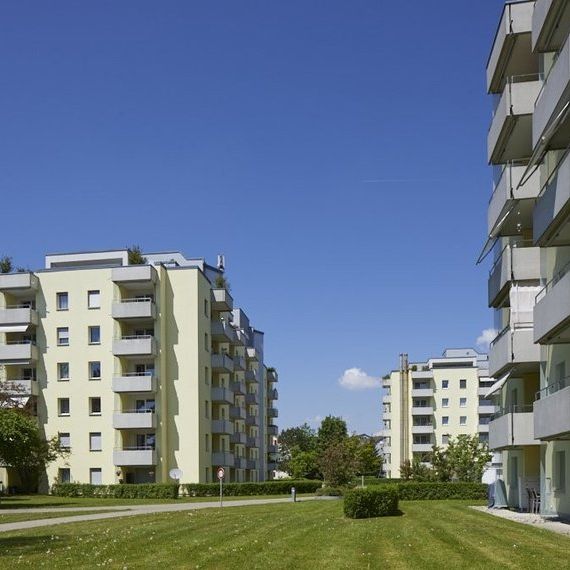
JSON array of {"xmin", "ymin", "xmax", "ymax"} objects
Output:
[
  {"xmin": 0, "ymin": 534, "xmax": 62, "ymax": 552},
  {"xmin": 0, "ymin": 497, "xmax": 79, "ymax": 510}
]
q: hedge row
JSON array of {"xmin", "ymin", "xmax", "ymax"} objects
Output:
[
  {"xmin": 395, "ymin": 482, "xmax": 488, "ymax": 501},
  {"xmin": 51, "ymin": 483, "xmax": 179, "ymax": 499},
  {"xmin": 184, "ymin": 480, "xmax": 321, "ymax": 497},
  {"xmin": 344, "ymin": 487, "xmax": 399, "ymax": 519}
]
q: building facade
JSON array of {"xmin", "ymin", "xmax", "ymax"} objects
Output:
[
  {"xmin": 380, "ymin": 349, "xmax": 500, "ymax": 479},
  {"xmin": 484, "ymin": 0, "xmax": 570, "ymax": 516},
  {"xmin": 0, "ymin": 249, "xmax": 279, "ymax": 490}
]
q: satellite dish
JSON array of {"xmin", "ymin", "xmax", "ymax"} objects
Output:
[{"xmin": 169, "ymin": 468, "xmax": 183, "ymax": 481}]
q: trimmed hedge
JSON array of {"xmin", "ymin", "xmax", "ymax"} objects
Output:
[
  {"xmin": 343, "ymin": 487, "xmax": 399, "ymax": 519},
  {"xmin": 51, "ymin": 483, "xmax": 179, "ymax": 499},
  {"xmin": 395, "ymin": 482, "xmax": 488, "ymax": 501},
  {"xmin": 184, "ymin": 480, "xmax": 321, "ymax": 497}
]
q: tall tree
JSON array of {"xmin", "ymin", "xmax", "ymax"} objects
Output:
[
  {"xmin": 317, "ymin": 416, "xmax": 348, "ymax": 450},
  {"xmin": 278, "ymin": 423, "xmax": 317, "ymax": 474}
]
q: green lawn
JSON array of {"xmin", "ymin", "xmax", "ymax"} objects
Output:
[
  {"xmin": 1, "ymin": 500, "xmax": 569, "ymax": 568},
  {"xmin": 0, "ymin": 510, "xmax": 121, "ymax": 523}
]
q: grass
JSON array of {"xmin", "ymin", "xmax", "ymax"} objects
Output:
[
  {"xmin": 0, "ymin": 510, "xmax": 121, "ymax": 523},
  {"xmin": 1, "ymin": 500, "xmax": 569, "ymax": 568}
]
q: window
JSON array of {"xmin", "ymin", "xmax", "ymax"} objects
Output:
[
  {"xmin": 442, "ymin": 380, "xmax": 449, "ymax": 389},
  {"xmin": 460, "ymin": 416, "xmax": 467, "ymax": 426},
  {"xmin": 89, "ymin": 432, "xmax": 102, "ymax": 451},
  {"xmin": 442, "ymin": 416, "xmax": 449, "ymax": 425},
  {"xmin": 88, "ymin": 290, "xmax": 101, "ymax": 309},
  {"xmin": 204, "ymin": 333, "xmax": 209, "ymax": 351},
  {"xmin": 460, "ymin": 379, "xmax": 467, "ymax": 389},
  {"xmin": 442, "ymin": 398, "xmax": 449, "ymax": 408},
  {"xmin": 204, "ymin": 299, "xmax": 209, "ymax": 317},
  {"xmin": 204, "ymin": 400, "xmax": 210, "ymax": 419},
  {"xmin": 89, "ymin": 397, "xmax": 101, "ymax": 416},
  {"xmin": 136, "ymin": 433, "xmax": 155, "ymax": 449},
  {"xmin": 58, "ymin": 398, "xmax": 70, "ymax": 416},
  {"xmin": 556, "ymin": 450, "xmax": 566, "ymax": 492},
  {"xmin": 88, "ymin": 326, "xmax": 101, "ymax": 345},
  {"xmin": 136, "ymin": 399, "xmax": 155, "ymax": 412},
  {"xmin": 205, "ymin": 433, "xmax": 209, "ymax": 452},
  {"xmin": 205, "ymin": 366, "xmax": 209, "ymax": 385},
  {"xmin": 89, "ymin": 361, "xmax": 101, "ymax": 380},
  {"xmin": 58, "ymin": 362, "xmax": 70, "ymax": 381},
  {"xmin": 90, "ymin": 468, "xmax": 102, "ymax": 485},
  {"xmin": 59, "ymin": 468, "xmax": 71, "ymax": 483},
  {"xmin": 56, "ymin": 292, "xmax": 69, "ymax": 311},
  {"xmin": 460, "ymin": 397, "xmax": 467, "ymax": 408},
  {"xmin": 59, "ymin": 432, "xmax": 71, "ymax": 449},
  {"xmin": 57, "ymin": 327, "xmax": 69, "ymax": 346},
  {"xmin": 442, "ymin": 434, "xmax": 449, "ymax": 445}
]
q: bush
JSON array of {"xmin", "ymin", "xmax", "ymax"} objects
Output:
[
  {"xmin": 184, "ymin": 480, "xmax": 321, "ymax": 497},
  {"xmin": 395, "ymin": 482, "xmax": 487, "ymax": 501},
  {"xmin": 51, "ymin": 483, "xmax": 178, "ymax": 499},
  {"xmin": 344, "ymin": 487, "xmax": 399, "ymax": 519}
]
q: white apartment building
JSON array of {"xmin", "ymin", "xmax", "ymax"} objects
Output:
[
  {"xmin": 380, "ymin": 349, "xmax": 500, "ymax": 479},
  {"xmin": 484, "ymin": 0, "xmax": 570, "ymax": 516},
  {"xmin": 0, "ymin": 249, "xmax": 279, "ymax": 491}
]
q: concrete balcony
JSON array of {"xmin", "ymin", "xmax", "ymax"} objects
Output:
[
  {"xmin": 246, "ymin": 415, "xmax": 259, "ymax": 427},
  {"xmin": 0, "ymin": 307, "xmax": 38, "ymax": 327},
  {"xmin": 411, "ymin": 388, "xmax": 434, "ymax": 398},
  {"xmin": 246, "ymin": 347, "xmax": 259, "ymax": 362},
  {"xmin": 210, "ymin": 386, "xmax": 233, "ymax": 404},
  {"xmin": 479, "ymin": 424, "xmax": 491, "ymax": 433},
  {"xmin": 113, "ymin": 336, "xmax": 156, "ymax": 357},
  {"xmin": 488, "ymin": 245, "xmax": 540, "ymax": 307},
  {"xmin": 112, "ymin": 373, "xmax": 156, "ymax": 393},
  {"xmin": 212, "ymin": 288, "xmax": 233, "ymax": 312},
  {"xmin": 247, "ymin": 437, "xmax": 260, "ymax": 448},
  {"xmin": 0, "ymin": 272, "xmax": 38, "ymax": 292},
  {"xmin": 488, "ymin": 163, "xmax": 541, "ymax": 236},
  {"xmin": 267, "ymin": 388, "xmax": 278, "ymax": 400},
  {"xmin": 212, "ymin": 420, "xmax": 233, "ymax": 434},
  {"xmin": 113, "ymin": 411, "xmax": 156, "ymax": 429},
  {"xmin": 111, "ymin": 265, "xmax": 156, "ymax": 285},
  {"xmin": 534, "ymin": 384, "xmax": 570, "ymax": 439},
  {"xmin": 267, "ymin": 407, "xmax": 278, "ymax": 418},
  {"xmin": 245, "ymin": 393, "xmax": 259, "ymax": 405},
  {"xmin": 2, "ymin": 379, "xmax": 38, "ymax": 396},
  {"xmin": 533, "ymin": 0, "xmax": 570, "ymax": 52},
  {"xmin": 267, "ymin": 425, "xmax": 278, "ymax": 436},
  {"xmin": 383, "ymin": 412, "xmax": 392, "ymax": 421},
  {"xmin": 230, "ymin": 406, "xmax": 246, "ymax": 420},
  {"xmin": 212, "ymin": 353, "xmax": 234, "ymax": 372},
  {"xmin": 534, "ymin": 150, "xmax": 570, "ymax": 246},
  {"xmin": 234, "ymin": 329, "xmax": 247, "ymax": 346},
  {"xmin": 411, "ymin": 371, "xmax": 432, "ymax": 379},
  {"xmin": 112, "ymin": 298, "xmax": 155, "ymax": 320},
  {"xmin": 534, "ymin": 268, "xmax": 570, "ymax": 343},
  {"xmin": 230, "ymin": 432, "xmax": 247, "ymax": 445},
  {"xmin": 230, "ymin": 380, "xmax": 246, "ymax": 395},
  {"xmin": 0, "ymin": 342, "xmax": 38, "ymax": 363},
  {"xmin": 534, "ymin": 34, "xmax": 570, "ymax": 147},
  {"xmin": 489, "ymin": 409, "xmax": 537, "ymax": 449},
  {"xmin": 233, "ymin": 355, "xmax": 246, "ymax": 371},
  {"xmin": 411, "ymin": 425, "xmax": 434, "ymax": 434},
  {"xmin": 487, "ymin": 1, "xmax": 535, "ymax": 93},
  {"xmin": 488, "ymin": 78, "xmax": 542, "ymax": 164},
  {"xmin": 412, "ymin": 443, "xmax": 433, "ymax": 453},
  {"xmin": 113, "ymin": 448, "xmax": 157, "ymax": 466},
  {"xmin": 267, "ymin": 369, "xmax": 278, "ymax": 382},
  {"xmin": 245, "ymin": 370, "xmax": 257, "ymax": 383},
  {"xmin": 235, "ymin": 457, "xmax": 248, "ymax": 470},
  {"xmin": 267, "ymin": 444, "xmax": 278, "ymax": 454},
  {"xmin": 382, "ymin": 394, "xmax": 391, "ymax": 403},
  {"xmin": 212, "ymin": 452, "xmax": 235, "ymax": 467},
  {"xmin": 211, "ymin": 320, "xmax": 237, "ymax": 343},
  {"xmin": 411, "ymin": 407, "xmax": 433, "ymax": 415},
  {"xmin": 478, "ymin": 404, "xmax": 499, "ymax": 415},
  {"xmin": 489, "ymin": 326, "xmax": 540, "ymax": 377}
]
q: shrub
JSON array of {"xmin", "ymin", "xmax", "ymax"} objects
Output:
[
  {"xmin": 343, "ymin": 487, "xmax": 399, "ymax": 519},
  {"xmin": 51, "ymin": 483, "xmax": 178, "ymax": 499},
  {"xmin": 184, "ymin": 480, "xmax": 321, "ymax": 497},
  {"xmin": 395, "ymin": 482, "xmax": 487, "ymax": 501}
]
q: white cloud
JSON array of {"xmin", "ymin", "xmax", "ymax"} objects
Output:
[
  {"xmin": 477, "ymin": 328, "xmax": 498, "ymax": 349},
  {"xmin": 338, "ymin": 368, "xmax": 381, "ymax": 391}
]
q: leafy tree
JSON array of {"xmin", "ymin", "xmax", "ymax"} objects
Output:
[
  {"xmin": 352, "ymin": 436, "xmax": 383, "ymax": 475},
  {"xmin": 0, "ymin": 256, "xmax": 13, "ymax": 274},
  {"xmin": 278, "ymin": 423, "xmax": 317, "ymax": 474},
  {"xmin": 0, "ymin": 380, "xmax": 30, "ymax": 410},
  {"xmin": 399, "ymin": 458, "xmax": 436, "ymax": 482},
  {"xmin": 317, "ymin": 416, "xmax": 348, "ymax": 450},
  {"xmin": 318, "ymin": 440, "xmax": 356, "ymax": 486},
  {"xmin": 289, "ymin": 449, "xmax": 320, "ymax": 480},
  {"xmin": 127, "ymin": 245, "xmax": 147, "ymax": 265},
  {"xmin": 0, "ymin": 409, "xmax": 67, "ymax": 492},
  {"xmin": 214, "ymin": 273, "xmax": 231, "ymax": 291},
  {"xmin": 443, "ymin": 434, "xmax": 492, "ymax": 482}
]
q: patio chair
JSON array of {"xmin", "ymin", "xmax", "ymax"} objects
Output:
[{"xmin": 530, "ymin": 488, "xmax": 541, "ymax": 514}]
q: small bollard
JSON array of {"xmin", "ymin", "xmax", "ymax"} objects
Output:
[{"xmin": 291, "ymin": 486, "xmax": 296, "ymax": 502}]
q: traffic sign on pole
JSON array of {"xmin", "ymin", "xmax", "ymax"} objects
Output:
[{"xmin": 217, "ymin": 467, "xmax": 225, "ymax": 507}]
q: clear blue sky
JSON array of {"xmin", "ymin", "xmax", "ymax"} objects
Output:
[{"xmin": 0, "ymin": 1, "xmax": 504, "ymax": 434}]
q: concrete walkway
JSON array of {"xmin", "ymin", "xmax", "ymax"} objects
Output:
[
  {"xmin": 0, "ymin": 496, "xmax": 316, "ymax": 533},
  {"xmin": 471, "ymin": 506, "xmax": 570, "ymax": 536}
]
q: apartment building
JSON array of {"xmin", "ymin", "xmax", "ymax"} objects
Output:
[
  {"xmin": 484, "ymin": 0, "xmax": 570, "ymax": 516},
  {"xmin": 380, "ymin": 349, "xmax": 499, "ymax": 479},
  {"xmin": 0, "ymin": 249, "xmax": 279, "ymax": 490}
]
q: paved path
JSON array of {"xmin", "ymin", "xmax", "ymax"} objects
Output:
[{"xmin": 0, "ymin": 497, "xmax": 318, "ymax": 533}]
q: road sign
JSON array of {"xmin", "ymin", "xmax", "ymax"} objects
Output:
[{"xmin": 217, "ymin": 467, "xmax": 225, "ymax": 480}]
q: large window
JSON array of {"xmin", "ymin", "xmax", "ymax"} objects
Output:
[
  {"xmin": 58, "ymin": 362, "xmax": 70, "ymax": 381},
  {"xmin": 59, "ymin": 468, "xmax": 71, "ymax": 483},
  {"xmin": 88, "ymin": 326, "xmax": 101, "ymax": 345},
  {"xmin": 89, "ymin": 361, "xmax": 101, "ymax": 380},
  {"xmin": 460, "ymin": 379, "xmax": 467, "ymax": 389},
  {"xmin": 59, "ymin": 432, "xmax": 71, "ymax": 449},
  {"xmin": 442, "ymin": 416, "xmax": 449, "ymax": 425},
  {"xmin": 58, "ymin": 398, "xmax": 70, "ymax": 416},
  {"xmin": 556, "ymin": 450, "xmax": 566, "ymax": 492},
  {"xmin": 56, "ymin": 292, "xmax": 69, "ymax": 311},
  {"xmin": 459, "ymin": 416, "xmax": 467, "ymax": 426},
  {"xmin": 57, "ymin": 327, "xmax": 69, "ymax": 346},
  {"xmin": 442, "ymin": 380, "xmax": 449, "ymax": 389},
  {"xmin": 89, "ymin": 432, "xmax": 102, "ymax": 452},
  {"xmin": 89, "ymin": 397, "xmax": 101, "ymax": 416},
  {"xmin": 442, "ymin": 398, "xmax": 449, "ymax": 408},
  {"xmin": 88, "ymin": 290, "xmax": 101, "ymax": 309},
  {"xmin": 460, "ymin": 397, "xmax": 467, "ymax": 408}
]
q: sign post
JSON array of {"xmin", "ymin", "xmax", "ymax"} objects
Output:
[{"xmin": 217, "ymin": 467, "xmax": 225, "ymax": 508}]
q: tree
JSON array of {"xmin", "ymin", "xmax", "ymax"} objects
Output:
[
  {"xmin": 0, "ymin": 380, "xmax": 30, "ymax": 410},
  {"xmin": 127, "ymin": 245, "xmax": 147, "ymax": 265},
  {"xmin": 289, "ymin": 449, "xmax": 320, "ymax": 480},
  {"xmin": 0, "ymin": 409, "xmax": 67, "ymax": 492},
  {"xmin": 278, "ymin": 423, "xmax": 317, "ymax": 475},
  {"xmin": 399, "ymin": 458, "xmax": 435, "ymax": 482},
  {"xmin": 352, "ymin": 436, "xmax": 383, "ymax": 475},
  {"xmin": 214, "ymin": 274, "xmax": 231, "ymax": 291},
  {"xmin": 443, "ymin": 434, "xmax": 492, "ymax": 482},
  {"xmin": 317, "ymin": 416, "xmax": 348, "ymax": 450},
  {"xmin": 0, "ymin": 256, "xmax": 13, "ymax": 273},
  {"xmin": 318, "ymin": 440, "xmax": 357, "ymax": 487}
]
